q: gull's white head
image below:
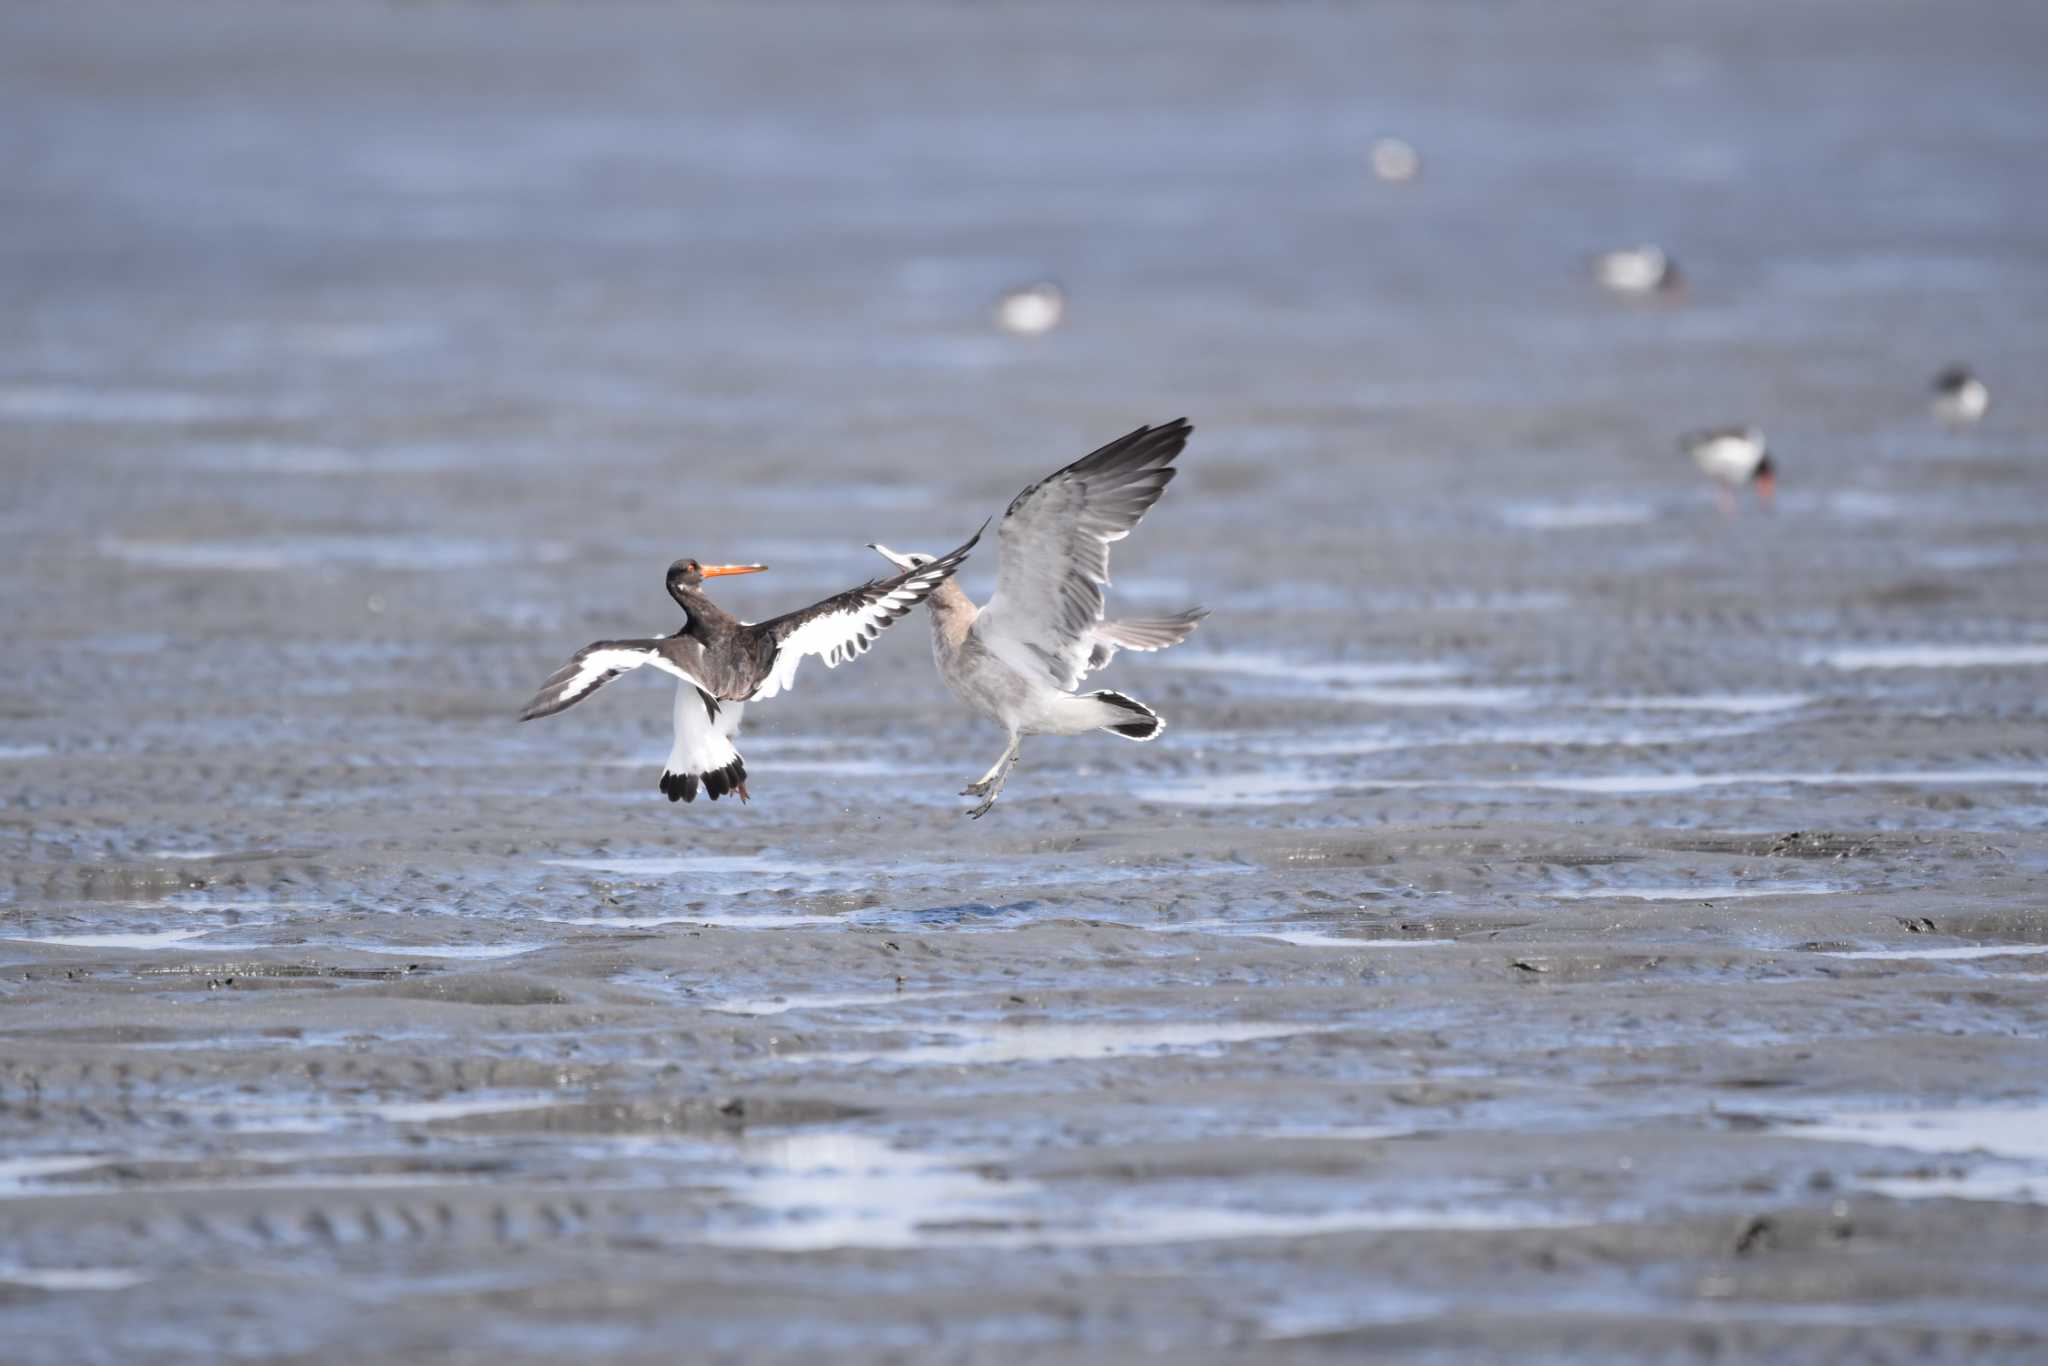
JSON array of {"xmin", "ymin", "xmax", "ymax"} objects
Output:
[{"xmin": 868, "ymin": 543, "xmax": 934, "ymax": 573}]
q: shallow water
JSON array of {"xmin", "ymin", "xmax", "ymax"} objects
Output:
[
  {"xmin": 1812, "ymin": 644, "xmax": 2048, "ymax": 671},
  {"xmin": 786, "ymin": 1020, "xmax": 1330, "ymax": 1069},
  {"xmin": 1820, "ymin": 943, "xmax": 2048, "ymax": 961},
  {"xmin": 4, "ymin": 0, "xmax": 2047, "ymax": 1361}
]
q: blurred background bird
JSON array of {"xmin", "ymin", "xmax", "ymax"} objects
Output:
[
  {"xmin": 1594, "ymin": 244, "xmax": 1685, "ymax": 301},
  {"xmin": 1932, "ymin": 366, "xmax": 1989, "ymax": 427},
  {"xmin": 993, "ymin": 281, "xmax": 1065, "ymax": 336},
  {"xmin": 1369, "ymin": 136, "xmax": 1421, "ymax": 183},
  {"xmin": 1682, "ymin": 425, "xmax": 1774, "ymax": 514}
]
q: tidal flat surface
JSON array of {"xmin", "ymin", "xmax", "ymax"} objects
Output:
[{"xmin": 3, "ymin": 1, "xmax": 2048, "ymax": 1362}]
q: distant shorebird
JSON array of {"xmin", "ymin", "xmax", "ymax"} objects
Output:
[
  {"xmin": 871, "ymin": 419, "xmax": 1206, "ymax": 818},
  {"xmin": 994, "ymin": 281, "xmax": 1065, "ymax": 336},
  {"xmin": 1369, "ymin": 137, "xmax": 1421, "ymax": 183},
  {"xmin": 1682, "ymin": 425, "xmax": 1774, "ymax": 513},
  {"xmin": 1931, "ymin": 366, "xmax": 1988, "ymax": 426},
  {"xmin": 1595, "ymin": 245, "xmax": 1685, "ymax": 300},
  {"xmin": 520, "ymin": 536, "xmax": 978, "ymax": 804}
]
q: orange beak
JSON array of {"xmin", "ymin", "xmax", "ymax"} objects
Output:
[
  {"xmin": 699, "ymin": 563, "xmax": 768, "ymax": 578},
  {"xmin": 1754, "ymin": 471, "xmax": 1776, "ymax": 508}
]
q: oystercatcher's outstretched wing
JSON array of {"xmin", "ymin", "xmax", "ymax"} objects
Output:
[
  {"xmin": 976, "ymin": 419, "xmax": 1191, "ymax": 692},
  {"xmin": 747, "ymin": 526, "xmax": 983, "ymax": 701},
  {"xmin": 517, "ymin": 638, "xmax": 711, "ymax": 721}
]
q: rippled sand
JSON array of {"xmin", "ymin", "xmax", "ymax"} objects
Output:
[{"xmin": 4, "ymin": 1, "xmax": 2047, "ymax": 1361}]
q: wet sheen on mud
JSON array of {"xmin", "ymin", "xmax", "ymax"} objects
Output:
[{"xmin": 3, "ymin": 2, "xmax": 2047, "ymax": 1363}]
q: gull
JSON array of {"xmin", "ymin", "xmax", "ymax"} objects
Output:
[
  {"xmin": 994, "ymin": 281, "xmax": 1065, "ymax": 336},
  {"xmin": 520, "ymin": 534, "xmax": 978, "ymax": 805},
  {"xmin": 1931, "ymin": 366, "xmax": 1988, "ymax": 427},
  {"xmin": 1681, "ymin": 425, "xmax": 1775, "ymax": 514},
  {"xmin": 871, "ymin": 419, "xmax": 1206, "ymax": 817},
  {"xmin": 1595, "ymin": 245, "xmax": 1686, "ymax": 300},
  {"xmin": 1370, "ymin": 136, "xmax": 1421, "ymax": 183}
]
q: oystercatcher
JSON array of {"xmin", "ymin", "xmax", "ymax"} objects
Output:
[
  {"xmin": 520, "ymin": 533, "xmax": 979, "ymax": 804},
  {"xmin": 1931, "ymin": 366, "xmax": 1988, "ymax": 427},
  {"xmin": 1682, "ymin": 425, "xmax": 1775, "ymax": 514}
]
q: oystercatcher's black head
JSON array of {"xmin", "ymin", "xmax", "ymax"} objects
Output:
[
  {"xmin": 1933, "ymin": 366, "xmax": 1974, "ymax": 395},
  {"xmin": 667, "ymin": 558, "xmax": 768, "ymax": 591}
]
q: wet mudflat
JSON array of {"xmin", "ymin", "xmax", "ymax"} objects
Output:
[{"xmin": 4, "ymin": 1, "xmax": 2048, "ymax": 1361}]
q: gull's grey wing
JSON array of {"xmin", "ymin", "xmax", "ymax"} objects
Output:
[
  {"xmin": 746, "ymin": 525, "xmax": 982, "ymax": 701},
  {"xmin": 977, "ymin": 419, "xmax": 1191, "ymax": 692},
  {"xmin": 1083, "ymin": 608, "xmax": 1209, "ymax": 677}
]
